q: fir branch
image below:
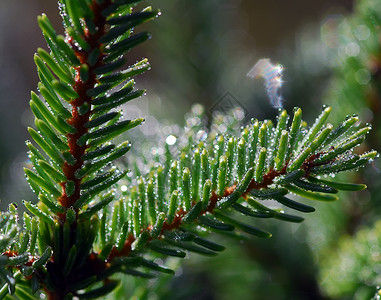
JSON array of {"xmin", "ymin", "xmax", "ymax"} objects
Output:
[
  {"xmin": 0, "ymin": 0, "xmax": 376, "ymax": 299},
  {"xmin": 20, "ymin": 0, "xmax": 159, "ymax": 298},
  {"xmin": 105, "ymin": 106, "xmax": 376, "ymax": 264}
]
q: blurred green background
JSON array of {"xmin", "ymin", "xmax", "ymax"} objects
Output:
[{"xmin": 1, "ymin": 0, "xmax": 381, "ymax": 299}]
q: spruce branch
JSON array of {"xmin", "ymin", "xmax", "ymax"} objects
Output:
[
  {"xmin": 105, "ymin": 106, "xmax": 377, "ymax": 264},
  {"xmin": 21, "ymin": 0, "xmax": 159, "ymax": 298},
  {"xmin": 0, "ymin": 0, "xmax": 376, "ymax": 299}
]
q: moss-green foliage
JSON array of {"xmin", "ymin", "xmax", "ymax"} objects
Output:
[
  {"xmin": 316, "ymin": 0, "xmax": 381, "ymax": 298},
  {"xmin": 326, "ymin": 0, "xmax": 381, "ymax": 147},
  {"xmin": 0, "ymin": 0, "xmax": 377, "ymax": 299},
  {"xmin": 320, "ymin": 220, "xmax": 381, "ymax": 299}
]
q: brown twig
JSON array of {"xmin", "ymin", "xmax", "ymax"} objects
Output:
[{"xmin": 58, "ymin": 0, "xmax": 111, "ymax": 212}]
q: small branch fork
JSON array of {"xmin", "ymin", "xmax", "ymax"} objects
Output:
[
  {"xmin": 25, "ymin": 0, "xmax": 335, "ymax": 297},
  {"xmin": 44, "ymin": 0, "xmax": 328, "ymax": 266}
]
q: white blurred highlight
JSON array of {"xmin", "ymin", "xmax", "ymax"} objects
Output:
[{"xmin": 247, "ymin": 58, "xmax": 284, "ymax": 109}]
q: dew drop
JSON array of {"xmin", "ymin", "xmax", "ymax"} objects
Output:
[
  {"xmin": 196, "ymin": 130, "xmax": 207, "ymax": 141},
  {"xmin": 166, "ymin": 135, "xmax": 177, "ymax": 145}
]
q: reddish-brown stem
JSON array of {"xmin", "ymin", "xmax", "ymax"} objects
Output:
[
  {"xmin": 3, "ymin": 251, "xmax": 37, "ymax": 267},
  {"xmin": 44, "ymin": 1, "xmax": 112, "ymax": 299},
  {"xmin": 57, "ymin": 0, "xmax": 111, "ymax": 213}
]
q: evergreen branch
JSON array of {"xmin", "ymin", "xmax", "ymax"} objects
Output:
[
  {"xmin": 0, "ymin": 206, "xmax": 41, "ymax": 299},
  {"xmin": 26, "ymin": 0, "xmax": 157, "ymax": 218},
  {"xmin": 98, "ymin": 106, "xmax": 376, "ymax": 280},
  {"xmin": 0, "ymin": 0, "xmax": 375, "ymax": 298},
  {"xmin": 20, "ymin": 0, "xmax": 159, "ymax": 298}
]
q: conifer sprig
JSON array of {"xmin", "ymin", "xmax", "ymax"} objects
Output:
[
  {"xmin": 103, "ymin": 106, "xmax": 376, "ymax": 265},
  {"xmin": 0, "ymin": 0, "xmax": 376, "ymax": 299},
  {"xmin": 20, "ymin": 0, "xmax": 159, "ymax": 298},
  {"xmin": 27, "ymin": 0, "xmax": 158, "ymax": 215}
]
